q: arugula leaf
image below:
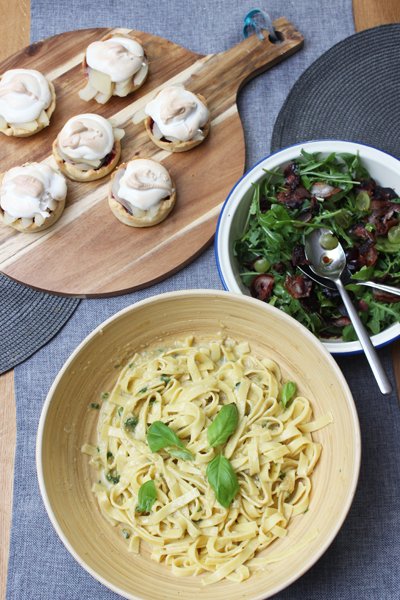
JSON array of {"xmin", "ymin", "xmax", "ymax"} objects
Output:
[
  {"xmin": 207, "ymin": 404, "xmax": 239, "ymax": 447},
  {"xmin": 136, "ymin": 480, "xmax": 157, "ymax": 514},
  {"xmin": 280, "ymin": 381, "xmax": 297, "ymax": 409},
  {"xmin": 206, "ymin": 454, "xmax": 239, "ymax": 508},
  {"xmin": 146, "ymin": 421, "xmax": 193, "ymax": 461}
]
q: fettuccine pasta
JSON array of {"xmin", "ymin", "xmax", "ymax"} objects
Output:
[{"xmin": 82, "ymin": 336, "xmax": 332, "ymax": 584}]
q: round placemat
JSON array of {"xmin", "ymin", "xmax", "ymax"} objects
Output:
[
  {"xmin": 0, "ymin": 275, "xmax": 79, "ymax": 374},
  {"xmin": 271, "ymin": 24, "xmax": 400, "ymax": 157}
]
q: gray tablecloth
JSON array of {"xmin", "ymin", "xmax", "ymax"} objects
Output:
[{"xmin": 7, "ymin": 2, "xmax": 400, "ymax": 599}]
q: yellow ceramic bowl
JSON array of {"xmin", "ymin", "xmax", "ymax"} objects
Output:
[{"xmin": 36, "ymin": 290, "xmax": 361, "ymax": 600}]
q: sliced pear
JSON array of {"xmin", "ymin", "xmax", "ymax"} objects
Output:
[
  {"xmin": 38, "ymin": 110, "xmax": 50, "ymax": 126},
  {"xmin": 152, "ymin": 122, "xmax": 163, "ymax": 140},
  {"xmin": 88, "ymin": 68, "xmax": 113, "ymax": 96},
  {"xmin": 2, "ymin": 211, "xmax": 17, "ymax": 225},
  {"xmin": 95, "ymin": 91, "xmax": 113, "ymax": 104},
  {"xmin": 47, "ymin": 199, "xmax": 58, "ymax": 211},
  {"xmin": 114, "ymin": 78, "xmax": 132, "ymax": 97},
  {"xmin": 34, "ymin": 213, "xmax": 46, "ymax": 226},
  {"xmin": 16, "ymin": 121, "xmax": 37, "ymax": 132},
  {"xmin": 79, "ymin": 82, "xmax": 98, "ymax": 102},
  {"xmin": 113, "ymin": 127, "xmax": 125, "ymax": 141},
  {"xmin": 20, "ymin": 217, "xmax": 33, "ymax": 229},
  {"xmin": 133, "ymin": 63, "xmax": 148, "ymax": 87}
]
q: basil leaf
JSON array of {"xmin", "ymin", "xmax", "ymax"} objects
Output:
[
  {"xmin": 207, "ymin": 404, "xmax": 239, "ymax": 447},
  {"xmin": 136, "ymin": 480, "xmax": 157, "ymax": 513},
  {"xmin": 147, "ymin": 421, "xmax": 184, "ymax": 451},
  {"xmin": 167, "ymin": 447, "xmax": 194, "ymax": 461},
  {"xmin": 206, "ymin": 454, "xmax": 239, "ymax": 508},
  {"xmin": 280, "ymin": 381, "xmax": 297, "ymax": 409},
  {"xmin": 147, "ymin": 421, "xmax": 193, "ymax": 460}
]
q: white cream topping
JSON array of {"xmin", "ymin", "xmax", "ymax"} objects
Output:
[
  {"xmin": 0, "ymin": 69, "xmax": 51, "ymax": 124},
  {"xmin": 117, "ymin": 159, "xmax": 172, "ymax": 211},
  {"xmin": 0, "ymin": 163, "xmax": 67, "ymax": 219},
  {"xmin": 58, "ymin": 114, "xmax": 114, "ymax": 161},
  {"xmin": 86, "ymin": 37, "xmax": 145, "ymax": 83},
  {"xmin": 145, "ymin": 85, "xmax": 209, "ymax": 142}
]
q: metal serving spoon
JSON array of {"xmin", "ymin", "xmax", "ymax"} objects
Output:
[
  {"xmin": 299, "ymin": 263, "xmax": 400, "ymax": 296},
  {"xmin": 304, "ymin": 228, "xmax": 392, "ymax": 395}
]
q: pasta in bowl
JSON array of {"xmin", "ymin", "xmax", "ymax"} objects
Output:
[{"xmin": 37, "ymin": 290, "xmax": 360, "ymax": 600}]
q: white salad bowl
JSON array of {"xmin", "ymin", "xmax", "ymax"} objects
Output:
[{"xmin": 215, "ymin": 140, "xmax": 400, "ymax": 355}]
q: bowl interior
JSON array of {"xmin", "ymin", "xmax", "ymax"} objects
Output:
[
  {"xmin": 216, "ymin": 140, "xmax": 400, "ymax": 354},
  {"xmin": 38, "ymin": 290, "xmax": 360, "ymax": 600}
]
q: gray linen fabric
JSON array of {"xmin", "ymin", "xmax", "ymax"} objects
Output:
[{"xmin": 7, "ymin": 1, "xmax": 400, "ymax": 599}]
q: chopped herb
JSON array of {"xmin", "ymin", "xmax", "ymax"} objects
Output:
[
  {"xmin": 128, "ymin": 363, "xmax": 134, "ymax": 368},
  {"xmin": 106, "ymin": 471, "xmax": 120, "ymax": 484},
  {"xmin": 149, "ymin": 398, "xmax": 156, "ymax": 405},
  {"xmin": 96, "ymin": 446, "xmax": 100, "ymax": 452},
  {"xmin": 138, "ymin": 387, "xmax": 148, "ymax": 394},
  {"xmin": 118, "ymin": 406, "xmax": 123, "ymax": 416},
  {"xmin": 114, "ymin": 364, "xmax": 121, "ymax": 369},
  {"xmin": 101, "ymin": 392, "xmax": 110, "ymax": 400},
  {"xmin": 90, "ymin": 402, "xmax": 100, "ymax": 409},
  {"xmin": 124, "ymin": 416, "xmax": 139, "ymax": 432},
  {"xmin": 107, "ymin": 451, "xmax": 113, "ymax": 460},
  {"xmin": 122, "ymin": 529, "xmax": 131, "ymax": 539},
  {"xmin": 235, "ymin": 382, "xmax": 241, "ymax": 389},
  {"xmin": 278, "ymin": 472, "xmax": 285, "ymax": 480},
  {"xmin": 160, "ymin": 375, "xmax": 171, "ymax": 384}
]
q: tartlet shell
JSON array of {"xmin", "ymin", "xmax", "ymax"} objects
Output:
[
  {"xmin": 144, "ymin": 93, "xmax": 210, "ymax": 153},
  {"xmin": 80, "ymin": 32, "xmax": 148, "ymax": 103},
  {"xmin": 108, "ymin": 159, "xmax": 176, "ymax": 227},
  {"xmin": 52, "ymin": 138, "xmax": 121, "ymax": 182},
  {"xmin": 0, "ymin": 79, "xmax": 56, "ymax": 138},
  {"xmin": 0, "ymin": 171, "xmax": 66, "ymax": 233}
]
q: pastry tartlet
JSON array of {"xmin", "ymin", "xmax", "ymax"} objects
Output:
[
  {"xmin": 0, "ymin": 162, "xmax": 67, "ymax": 232},
  {"xmin": 53, "ymin": 113, "xmax": 125, "ymax": 182},
  {"xmin": 144, "ymin": 85, "xmax": 210, "ymax": 152},
  {"xmin": 79, "ymin": 33, "xmax": 148, "ymax": 104},
  {"xmin": 108, "ymin": 158, "xmax": 176, "ymax": 227},
  {"xmin": 0, "ymin": 69, "xmax": 56, "ymax": 137}
]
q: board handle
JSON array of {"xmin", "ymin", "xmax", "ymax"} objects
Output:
[{"xmin": 209, "ymin": 16, "xmax": 303, "ymax": 98}]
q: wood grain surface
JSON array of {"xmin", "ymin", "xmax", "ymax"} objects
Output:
[
  {"xmin": 1, "ymin": 3, "xmax": 400, "ymax": 600},
  {"xmin": 0, "ymin": 20, "xmax": 303, "ymax": 297}
]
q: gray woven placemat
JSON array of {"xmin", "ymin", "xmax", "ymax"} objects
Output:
[
  {"xmin": 271, "ymin": 24, "xmax": 400, "ymax": 157},
  {"xmin": 0, "ymin": 274, "xmax": 79, "ymax": 374}
]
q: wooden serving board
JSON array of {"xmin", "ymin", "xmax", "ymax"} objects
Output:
[{"xmin": 0, "ymin": 20, "xmax": 303, "ymax": 296}]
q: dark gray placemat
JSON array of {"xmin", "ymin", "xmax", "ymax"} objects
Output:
[
  {"xmin": 271, "ymin": 24, "xmax": 400, "ymax": 157},
  {"xmin": 0, "ymin": 274, "xmax": 79, "ymax": 374}
]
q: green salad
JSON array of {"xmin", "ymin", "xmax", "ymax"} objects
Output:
[{"xmin": 234, "ymin": 150, "xmax": 400, "ymax": 341}]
